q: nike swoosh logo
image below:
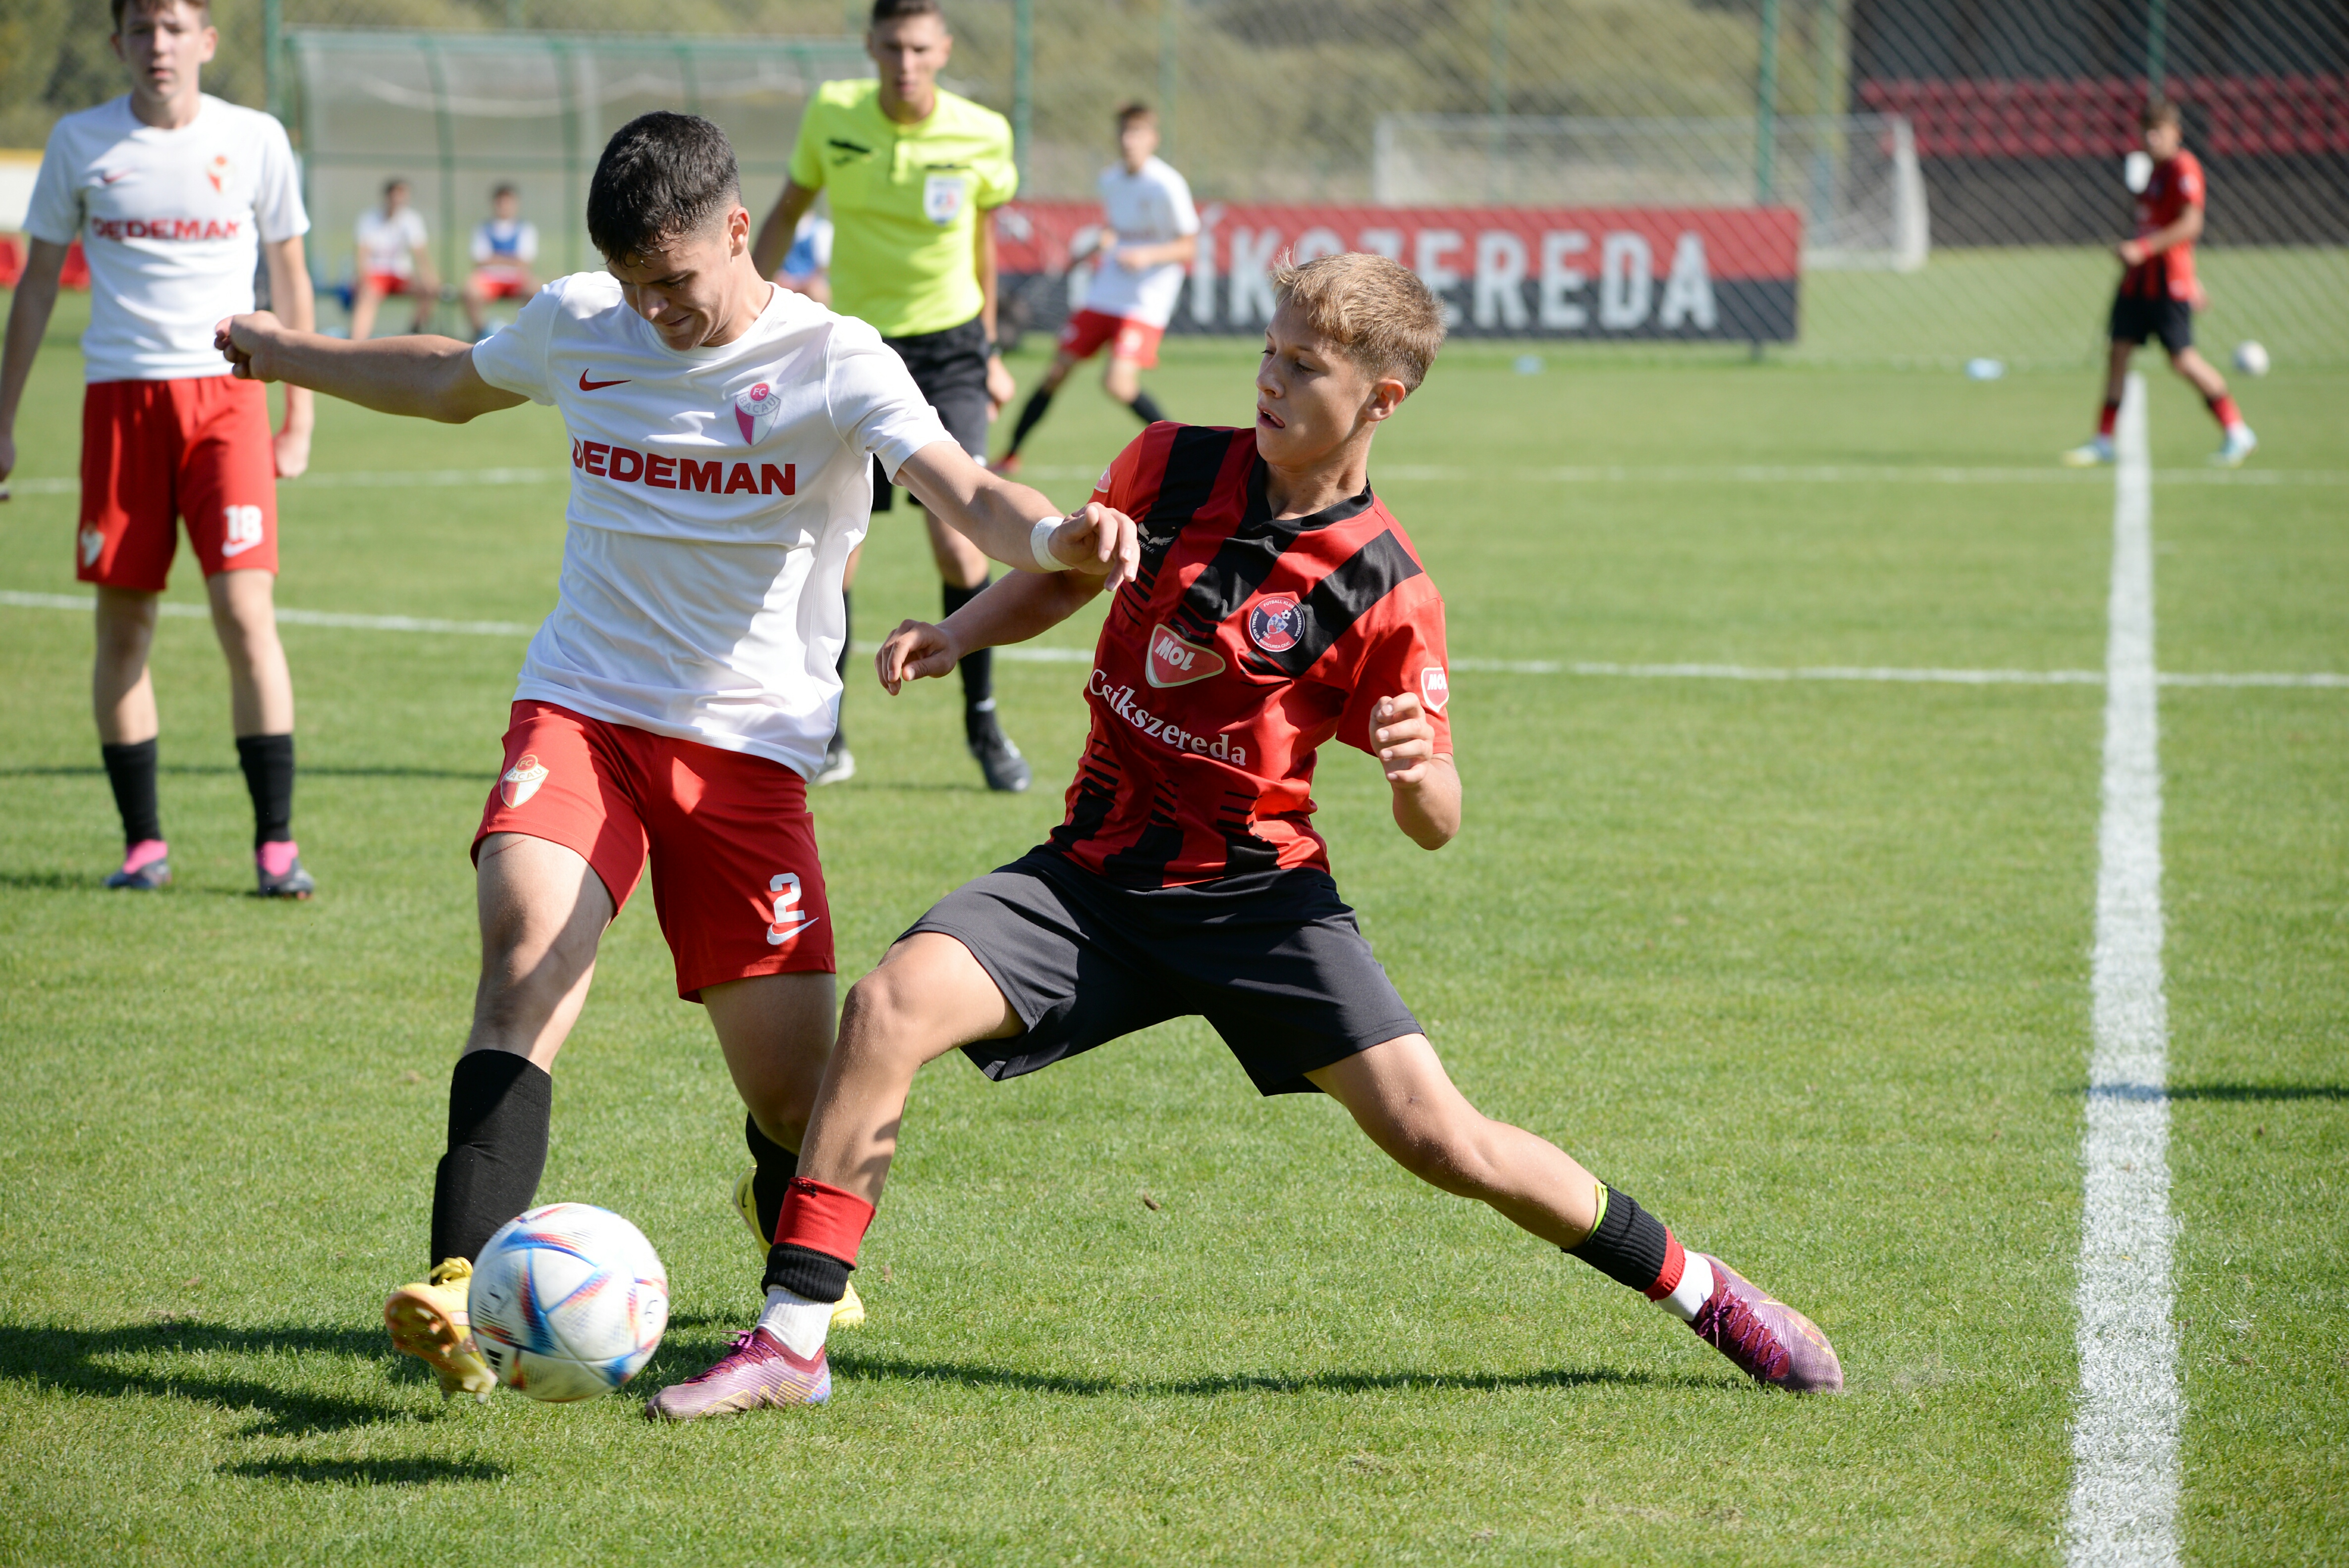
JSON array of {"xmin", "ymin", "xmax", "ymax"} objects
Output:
[{"xmin": 578, "ymin": 371, "xmax": 631, "ymax": 390}]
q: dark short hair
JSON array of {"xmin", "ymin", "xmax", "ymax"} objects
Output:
[
  {"xmin": 872, "ymin": 0, "xmax": 945, "ymax": 27},
  {"xmin": 587, "ymin": 112, "xmax": 740, "ymax": 262},
  {"xmin": 382, "ymin": 177, "xmax": 409, "ymax": 196},
  {"xmin": 111, "ymin": 0, "xmax": 209, "ymax": 33},
  {"xmin": 2141, "ymin": 97, "xmax": 2182, "ymax": 131},
  {"xmin": 1116, "ymin": 101, "xmax": 1155, "ymax": 128},
  {"xmin": 492, "ymin": 182, "xmax": 518, "ymax": 201}
]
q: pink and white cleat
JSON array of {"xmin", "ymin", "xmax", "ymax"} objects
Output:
[
  {"xmin": 1689, "ymin": 1253, "xmax": 1844, "ymax": 1393},
  {"xmin": 644, "ymin": 1327, "xmax": 829, "ymax": 1421}
]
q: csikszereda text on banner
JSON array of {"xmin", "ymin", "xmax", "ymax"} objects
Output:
[{"xmin": 996, "ymin": 204, "xmax": 1803, "ymax": 342}]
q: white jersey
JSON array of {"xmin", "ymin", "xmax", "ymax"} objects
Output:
[
  {"xmin": 471, "ymin": 273, "xmax": 950, "ymax": 776},
  {"xmin": 471, "ymin": 217, "xmax": 539, "ymax": 268},
  {"xmin": 357, "ymin": 205, "xmax": 428, "ymax": 277},
  {"xmin": 1085, "ymin": 156, "xmax": 1199, "ymax": 329},
  {"xmin": 24, "ymin": 94, "xmax": 308, "ymax": 383}
]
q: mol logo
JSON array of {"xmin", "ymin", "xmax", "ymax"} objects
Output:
[
  {"xmin": 1420, "ymin": 665, "xmax": 1450, "ymax": 714},
  {"xmin": 766, "ymin": 872, "xmax": 819, "ymax": 946},
  {"xmin": 1146, "ymin": 623, "xmax": 1224, "ymax": 689}
]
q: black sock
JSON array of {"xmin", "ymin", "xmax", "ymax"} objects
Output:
[
  {"xmin": 762, "ymin": 1242, "xmax": 850, "ymax": 1302},
  {"xmin": 235, "ymin": 732, "xmax": 295, "ymax": 849},
  {"xmin": 429, "ymin": 1051, "xmax": 552, "ymax": 1269},
  {"xmin": 1005, "ymin": 385, "xmax": 1055, "ymax": 456},
  {"xmin": 1564, "ymin": 1183, "xmax": 1673, "ymax": 1294},
  {"xmin": 1128, "ymin": 388, "xmax": 1167, "ymax": 426},
  {"xmin": 100, "ymin": 738, "xmax": 161, "ymax": 847},
  {"xmin": 745, "ymin": 1112, "xmax": 798, "ymax": 1245},
  {"xmin": 943, "ymin": 579, "xmax": 994, "ymax": 718}
]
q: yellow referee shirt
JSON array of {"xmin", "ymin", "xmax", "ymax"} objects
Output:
[{"xmin": 788, "ymin": 79, "xmax": 1018, "ymax": 339}]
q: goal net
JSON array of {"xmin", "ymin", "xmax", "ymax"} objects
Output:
[
  {"xmin": 287, "ymin": 28, "xmax": 870, "ymax": 303},
  {"xmin": 1372, "ymin": 113, "xmax": 1929, "ymax": 272}
]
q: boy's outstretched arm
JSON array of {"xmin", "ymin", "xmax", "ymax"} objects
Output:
[
  {"xmin": 215, "ymin": 311, "xmax": 526, "ymax": 424},
  {"xmin": 895, "ymin": 440, "xmax": 1138, "ymax": 591},
  {"xmin": 876, "ymin": 570, "xmax": 1105, "ymax": 695},
  {"xmin": 1372, "ymin": 692, "xmax": 1459, "ymax": 849}
]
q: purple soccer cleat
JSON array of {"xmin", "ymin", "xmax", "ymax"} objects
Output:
[
  {"xmin": 644, "ymin": 1327, "xmax": 830, "ymax": 1421},
  {"xmin": 1689, "ymin": 1253, "xmax": 1844, "ymax": 1393}
]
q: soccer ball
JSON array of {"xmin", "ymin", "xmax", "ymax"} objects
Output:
[
  {"xmin": 468, "ymin": 1202, "xmax": 670, "ymax": 1402},
  {"xmin": 2233, "ymin": 340, "xmax": 2271, "ymax": 377}
]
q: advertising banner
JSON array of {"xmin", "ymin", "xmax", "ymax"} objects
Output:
[{"xmin": 995, "ymin": 202, "xmax": 1802, "ymax": 343}]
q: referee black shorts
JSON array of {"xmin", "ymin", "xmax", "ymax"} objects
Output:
[
  {"xmin": 874, "ymin": 313, "xmax": 991, "ymax": 513},
  {"xmin": 905, "ymin": 848, "xmax": 1425, "ymax": 1096},
  {"xmin": 2110, "ymin": 290, "xmax": 2194, "ymax": 355}
]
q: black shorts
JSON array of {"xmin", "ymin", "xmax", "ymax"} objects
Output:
[
  {"xmin": 907, "ymin": 848, "xmax": 1424, "ymax": 1096},
  {"xmin": 874, "ymin": 313, "xmax": 990, "ymax": 513},
  {"xmin": 2110, "ymin": 291, "xmax": 2194, "ymax": 354}
]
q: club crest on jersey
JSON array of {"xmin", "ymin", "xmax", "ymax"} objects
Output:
[
  {"xmin": 923, "ymin": 173, "xmax": 968, "ymax": 226},
  {"xmin": 733, "ymin": 380, "xmax": 784, "ymax": 445},
  {"xmin": 1146, "ymin": 624, "xmax": 1225, "ymax": 689},
  {"xmin": 500, "ymin": 752, "xmax": 549, "ymax": 808},
  {"xmin": 206, "ymin": 155, "xmax": 232, "ymax": 193},
  {"xmin": 1420, "ymin": 665, "xmax": 1450, "ymax": 714},
  {"xmin": 1247, "ymin": 594, "xmax": 1303, "ymax": 654}
]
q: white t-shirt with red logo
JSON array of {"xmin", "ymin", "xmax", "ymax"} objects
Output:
[
  {"xmin": 1085, "ymin": 156, "xmax": 1199, "ymax": 329},
  {"xmin": 471, "ymin": 272, "xmax": 950, "ymax": 777},
  {"xmin": 356, "ymin": 205, "xmax": 429, "ymax": 279},
  {"xmin": 26, "ymin": 94, "xmax": 309, "ymax": 383}
]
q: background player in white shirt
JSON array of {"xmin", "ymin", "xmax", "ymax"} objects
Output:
[
  {"xmin": 350, "ymin": 178, "xmax": 435, "ymax": 341},
  {"xmin": 996, "ymin": 103, "xmax": 1197, "ymax": 476},
  {"xmin": 0, "ymin": 0, "xmax": 319, "ymax": 899},
  {"xmin": 462, "ymin": 182, "xmax": 539, "ymax": 339},
  {"xmin": 216, "ymin": 111, "xmax": 1138, "ymax": 1403}
]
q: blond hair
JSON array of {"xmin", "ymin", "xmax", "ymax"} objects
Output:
[{"xmin": 1268, "ymin": 251, "xmax": 1446, "ymax": 392}]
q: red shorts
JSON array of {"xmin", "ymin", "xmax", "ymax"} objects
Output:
[
  {"xmin": 1059, "ymin": 308, "xmax": 1164, "ymax": 369},
  {"xmin": 475, "ymin": 701, "xmax": 836, "ymax": 1000},
  {"xmin": 361, "ymin": 272, "xmax": 415, "ymax": 296},
  {"xmin": 471, "ymin": 268, "xmax": 530, "ymax": 301},
  {"xmin": 77, "ymin": 376, "xmax": 277, "ymax": 591}
]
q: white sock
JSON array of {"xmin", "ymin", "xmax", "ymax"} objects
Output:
[
  {"xmin": 1659, "ymin": 1252, "xmax": 1715, "ymax": 1324},
  {"xmin": 756, "ymin": 1285, "xmax": 834, "ymax": 1358}
]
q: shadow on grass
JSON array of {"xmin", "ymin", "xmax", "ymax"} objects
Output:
[
  {"xmin": 0, "ymin": 765, "xmax": 490, "ymax": 782},
  {"xmin": 2167, "ymin": 1082, "xmax": 2349, "ymax": 1102},
  {"xmin": 223, "ymin": 1455, "xmax": 505, "ymax": 1486},
  {"xmin": 0, "ymin": 1320, "xmax": 434, "ymax": 1438},
  {"xmin": 0, "ymin": 869, "xmax": 102, "ymax": 892}
]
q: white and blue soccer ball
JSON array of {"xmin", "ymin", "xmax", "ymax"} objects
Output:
[
  {"xmin": 469, "ymin": 1202, "xmax": 669, "ymax": 1402},
  {"xmin": 2233, "ymin": 340, "xmax": 2271, "ymax": 377}
]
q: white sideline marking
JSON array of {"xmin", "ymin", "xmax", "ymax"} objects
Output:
[
  {"xmin": 2067, "ymin": 374, "xmax": 2180, "ymax": 1568},
  {"xmin": 0, "ymin": 590, "xmax": 2339, "ymax": 688}
]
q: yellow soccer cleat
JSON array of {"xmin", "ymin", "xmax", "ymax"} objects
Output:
[
  {"xmin": 733, "ymin": 1166, "xmax": 865, "ymax": 1329},
  {"xmin": 385, "ymin": 1256, "xmax": 498, "ymax": 1402}
]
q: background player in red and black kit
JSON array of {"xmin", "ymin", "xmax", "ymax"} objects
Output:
[
  {"xmin": 646, "ymin": 252, "xmax": 1844, "ymax": 1420},
  {"xmin": 2065, "ymin": 98, "xmax": 2255, "ymax": 468}
]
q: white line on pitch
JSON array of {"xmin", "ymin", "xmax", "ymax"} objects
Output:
[
  {"xmin": 0, "ymin": 591, "xmax": 2339, "ymax": 688},
  {"xmin": 2067, "ymin": 373, "xmax": 2181, "ymax": 1568}
]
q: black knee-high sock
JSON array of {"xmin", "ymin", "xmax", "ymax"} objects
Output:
[
  {"xmin": 1565, "ymin": 1183, "xmax": 1674, "ymax": 1294},
  {"xmin": 1128, "ymin": 387, "xmax": 1167, "ymax": 426},
  {"xmin": 100, "ymin": 738, "xmax": 162, "ymax": 847},
  {"xmin": 235, "ymin": 733, "xmax": 295, "ymax": 848},
  {"xmin": 429, "ymin": 1051, "xmax": 552, "ymax": 1269},
  {"xmin": 745, "ymin": 1112, "xmax": 798, "ymax": 1245},
  {"xmin": 1004, "ymin": 384, "xmax": 1055, "ymax": 456},
  {"xmin": 943, "ymin": 579, "xmax": 994, "ymax": 720}
]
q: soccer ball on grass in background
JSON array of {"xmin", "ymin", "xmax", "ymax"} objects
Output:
[
  {"xmin": 2233, "ymin": 341, "xmax": 2271, "ymax": 377},
  {"xmin": 469, "ymin": 1203, "xmax": 670, "ymax": 1401}
]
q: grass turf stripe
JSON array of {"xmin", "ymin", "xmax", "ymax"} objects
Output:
[{"xmin": 2066, "ymin": 372, "xmax": 2182, "ymax": 1568}]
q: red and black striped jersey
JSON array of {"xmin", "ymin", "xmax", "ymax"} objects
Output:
[
  {"xmin": 2122, "ymin": 150, "xmax": 2204, "ymax": 305},
  {"xmin": 1048, "ymin": 423, "xmax": 1452, "ymax": 888}
]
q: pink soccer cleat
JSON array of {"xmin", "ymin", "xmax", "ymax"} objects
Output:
[
  {"xmin": 644, "ymin": 1327, "xmax": 829, "ymax": 1421},
  {"xmin": 1688, "ymin": 1253, "xmax": 1844, "ymax": 1393}
]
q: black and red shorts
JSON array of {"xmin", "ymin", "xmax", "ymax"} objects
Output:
[
  {"xmin": 906, "ymin": 848, "xmax": 1422, "ymax": 1096},
  {"xmin": 2110, "ymin": 290, "xmax": 2193, "ymax": 354}
]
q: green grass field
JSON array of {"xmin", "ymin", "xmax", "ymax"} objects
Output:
[{"xmin": 0, "ymin": 293, "xmax": 2342, "ymax": 1565}]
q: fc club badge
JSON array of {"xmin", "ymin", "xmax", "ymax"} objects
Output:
[
  {"xmin": 1247, "ymin": 594, "xmax": 1302, "ymax": 654},
  {"xmin": 500, "ymin": 752, "xmax": 548, "ymax": 808},
  {"xmin": 734, "ymin": 380, "xmax": 784, "ymax": 445},
  {"xmin": 206, "ymin": 155, "xmax": 232, "ymax": 193}
]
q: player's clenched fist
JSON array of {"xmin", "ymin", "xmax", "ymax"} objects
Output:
[
  {"xmin": 875, "ymin": 619, "xmax": 961, "ymax": 696},
  {"xmin": 1041, "ymin": 501, "xmax": 1140, "ymax": 592},
  {"xmin": 1370, "ymin": 693, "xmax": 1441, "ymax": 785},
  {"xmin": 214, "ymin": 311, "xmax": 287, "ymax": 381}
]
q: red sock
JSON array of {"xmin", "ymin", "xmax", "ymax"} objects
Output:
[
  {"xmin": 773, "ymin": 1176, "xmax": 875, "ymax": 1263},
  {"xmin": 2097, "ymin": 400, "xmax": 2121, "ymax": 437},
  {"xmin": 2208, "ymin": 393, "xmax": 2242, "ymax": 430}
]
